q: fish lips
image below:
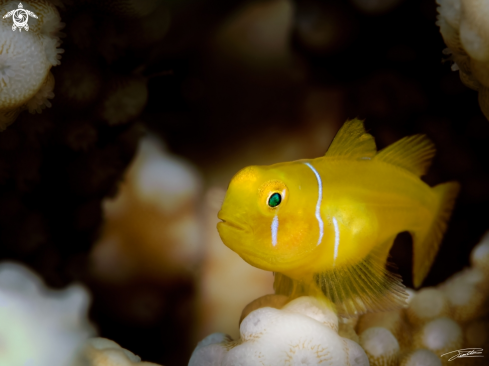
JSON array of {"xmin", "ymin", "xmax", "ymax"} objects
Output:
[
  {"xmin": 216, "ymin": 218, "xmax": 253, "ymax": 254},
  {"xmin": 217, "ymin": 219, "xmax": 313, "ymax": 272},
  {"xmin": 217, "ymin": 219, "xmax": 247, "ymax": 232}
]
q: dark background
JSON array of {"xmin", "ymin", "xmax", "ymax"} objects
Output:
[{"xmin": 0, "ymin": 0, "xmax": 488, "ymax": 364}]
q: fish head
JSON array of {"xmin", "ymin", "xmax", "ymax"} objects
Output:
[{"xmin": 217, "ymin": 162, "xmax": 322, "ymax": 272}]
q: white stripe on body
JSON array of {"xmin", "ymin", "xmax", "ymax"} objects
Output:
[
  {"xmin": 304, "ymin": 162, "xmax": 324, "ymax": 246},
  {"xmin": 271, "ymin": 215, "xmax": 279, "ymax": 246},
  {"xmin": 333, "ymin": 217, "xmax": 340, "ymax": 265}
]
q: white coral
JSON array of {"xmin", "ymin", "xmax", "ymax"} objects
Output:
[
  {"xmin": 26, "ymin": 70, "xmax": 55, "ymax": 113},
  {"xmin": 400, "ymin": 349, "xmax": 442, "ymax": 366},
  {"xmin": 133, "ymin": 137, "xmax": 200, "ymax": 215},
  {"xmin": 189, "ymin": 296, "xmax": 369, "ymax": 366},
  {"xmin": 470, "ymin": 231, "xmax": 489, "ymax": 273},
  {"xmin": 92, "ymin": 136, "xmax": 202, "ymax": 282},
  {"xmin": 0, "ymin": 0, "xmax": 63, "ymax": 130},
  {"xmin": 437, "ymin": 0, "xmax": 489, "ymax": 119},
  {"xmin": 71, "ymin": 338, "xmax": 162, "ymax": 366},
  {"xmin": 0, "ymin": 261, "xmax": 95, "ymax": 366},
  {"xmin": 359, "ymin": 327, "xmax": 399, "ymax": 366},
  {"xmin": 438, "ymin": 267, "xmax": 487, "ymax": 323},
  {"xmin": 414, "ymin": 317, "xmax": 463, "ymax": 356},
  {"xmin": 406, "ymin": 288, "xmax": 451, "ymax": 326}
]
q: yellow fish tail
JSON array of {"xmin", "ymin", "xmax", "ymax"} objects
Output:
[
  {"xmin": 412, "ymin": 181, "xmax": 461, "ymax": 288},
  {"xmin": 374, "ymin": 129, "xmax": 460, "ymax": 288}
]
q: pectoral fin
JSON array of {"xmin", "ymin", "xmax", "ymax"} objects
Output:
[
  {"xmin": 314, "ymin": 239, "xmax": 408, "ymax": 317},
  {"xmin": 275, "ymin": 240, "xmax": 408, "ymax": 318}
]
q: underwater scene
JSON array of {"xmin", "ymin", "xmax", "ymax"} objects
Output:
[{"xmin": 0, "ymin": 0, "xmax": 488, "ymax": 365}]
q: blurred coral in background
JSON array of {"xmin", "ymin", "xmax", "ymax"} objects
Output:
[
  {"xmin": 72, "ymin": 338, "xmax": 163, "ymax": 366},
  {"xmin": 0, "ymin": 262, "xmax": 94, "ymax": 366},
  {"xmin": 0, "ymin": 0, "xmax": 488, "ymax": 365},
  {"xmin": 91, "ymin": 136, "xmax": 202, "ymax": 283},
  {"xmin": 87, "ymin": 135, "xmax": 201, "ymax": 364},
  {"xmin": 436, "ymin": 0, "xmax": 489, "ymax": 120}
]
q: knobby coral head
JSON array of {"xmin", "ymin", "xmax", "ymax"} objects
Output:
[{"xmin": 189, "ymin": 296, "xmax": 369, "ymax": 366}]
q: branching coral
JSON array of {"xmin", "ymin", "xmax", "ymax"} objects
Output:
[
  {"xmin": 0, "ymin": 0, "xmax": 63, "ymax": 130},
  {"xmin": 437, "ymin": 0, "xmax": 489, "ymax": 119},
  {"xmin": 0, "ymin": 261, "xmax": 95, "ymax": 366}
]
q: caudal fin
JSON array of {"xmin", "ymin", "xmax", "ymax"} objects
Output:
[{"xmin": 412, "ymin": 181, "xmax": 460, "ymax": 288}]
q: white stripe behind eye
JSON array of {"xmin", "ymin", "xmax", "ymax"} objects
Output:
[
  {"xmin": 271, "ymin": 215, "xmax": 279, "ymax": 246},
  {"xmin": 304, "ymin": 162, "xmax": 324, "ymax": 246}
]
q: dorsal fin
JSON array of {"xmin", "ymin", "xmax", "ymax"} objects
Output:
[
  {"xmin": 325, "ymin": 119, "xmax": 377, "ymax": 160},
  {"xmin": 373, "ymin": 134, "xmax": 436, "ymax": 177}
]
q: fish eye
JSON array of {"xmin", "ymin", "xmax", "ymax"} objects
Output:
[{"xmin": 268, "ymin": 192, "xmax": 282, "ymax": 208}]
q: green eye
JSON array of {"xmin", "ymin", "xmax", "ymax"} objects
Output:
[{"xmin": 268, "ymin": 192, "xmax": 282, "ymax": 208}]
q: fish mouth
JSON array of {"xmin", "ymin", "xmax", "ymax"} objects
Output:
[{"xmin": 218, "ymin": 219, "xmax": 246, "ymax": 231}]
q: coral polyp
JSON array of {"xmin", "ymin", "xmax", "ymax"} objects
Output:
[
  {"xmin": 0, "ymin": 0, "xmax": 63, "ymax": 130},
  {"xmin": 189, "ymin": 296, "xmax": 369, "ymax": 366}
]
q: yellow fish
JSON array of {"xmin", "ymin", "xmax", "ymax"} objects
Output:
[{"xmin": 217, "ymin": 119, "xmax": 460, "ymax": 316}]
